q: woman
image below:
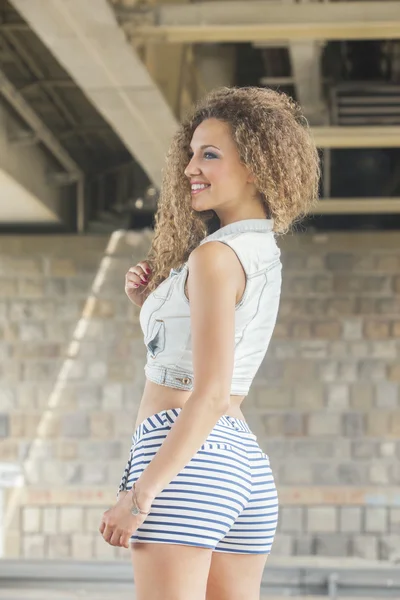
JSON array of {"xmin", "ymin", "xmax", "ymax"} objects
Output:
[{"xmin": 99, "ymin": 86, "xmax": 320, "ymax": 600}]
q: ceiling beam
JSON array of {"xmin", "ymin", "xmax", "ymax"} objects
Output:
[
  {"xmin": 0, "ymin": 22, "xmax": 28, "ymax": 31},
  {"xmin": 313, "ymin": 198, "xmax": 400, "ymax": 214},
  {"xmin": 119, "ymin": 1, "xmax": 400, "ymax": 43},
  {"xmin": 10, "ymin": 0, "xmax": 178, "ymax": 188},
  {"xmin": 312, "ymin": 126, "xmax": 400, "ymax": 148},
  {"xmin": 0, "ymin": 70, "xmax": 81, "ymax": 176}
]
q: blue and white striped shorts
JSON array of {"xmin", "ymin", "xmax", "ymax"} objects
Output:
[{"xmin": 118, "ymin": 408, "xmax": 279, "ymax": 554}]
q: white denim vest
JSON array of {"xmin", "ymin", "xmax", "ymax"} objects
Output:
[{"xmin": 139, "ymin": 219, "xmax": 282, "ymax": 395}]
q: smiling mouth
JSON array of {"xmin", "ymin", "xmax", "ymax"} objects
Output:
[{"xmin": 191, "ymin": 185, "xmax": 210, "ymax": 195}]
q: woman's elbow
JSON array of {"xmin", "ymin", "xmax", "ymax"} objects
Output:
[{"xmin": 192, "ymin": 386, "xmax": 231, "ymax": 411}]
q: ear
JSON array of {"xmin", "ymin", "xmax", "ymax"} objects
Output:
[{"xmin": 247, "ymin": 171, "xmax": 256, "ymax": 184}]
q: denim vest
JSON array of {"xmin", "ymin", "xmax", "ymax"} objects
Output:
[{"xmin": 139, "ymin": 219, "xmax": 282, "ymax": 395}]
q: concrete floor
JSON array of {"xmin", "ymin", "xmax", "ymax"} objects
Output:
[
  {"xmin": 0, "ymin": 592, "xmax": 384, "ymax": 600},
  {"xmin": 0, "ymin": 593, "xmax": 383, "ymax": 600},
  {"xmin": 0, "ymin": 556, "xmax": 397, "ymax": 600}
]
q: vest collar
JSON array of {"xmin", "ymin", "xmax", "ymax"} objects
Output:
[{"xmin": 203, "ymin": 218, "xmax": 274, "ymax": 243}]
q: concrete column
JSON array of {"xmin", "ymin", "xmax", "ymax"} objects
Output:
[
  {"xmin": 0, "ymin": 102, "xmax": 64, "ymax": 224},
  {"xmin": 0, "ymin": 464, "xmax": 23, "ymax": 557},
  {"xmin": 194, "ymin": 44, "xmax": 237, "ymax": 94},
  {"xmin": 289, "ymin": 41, "xmax": 328, "ymax": 125}
]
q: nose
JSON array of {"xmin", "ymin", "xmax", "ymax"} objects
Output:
[{"xmin": 184, "ymin": 155, "xmax": 201, "ymax": 179}]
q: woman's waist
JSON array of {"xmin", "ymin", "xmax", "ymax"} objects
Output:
[
  {"xmin": 144, "ymin": 363, "xmax": 253, "ymax": 396},
  {"xmin": 135, "ymin": 379, "xmax": 246, "ymax": 429}
]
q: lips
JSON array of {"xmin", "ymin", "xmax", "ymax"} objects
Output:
[{"xmin": 191, "ymin": 183, "xmax": 211, "ymax": 195}]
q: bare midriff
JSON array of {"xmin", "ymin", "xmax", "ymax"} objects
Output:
[{"xmin": 134, "ymin": 379, "xmax": 246, "ymax": 430}]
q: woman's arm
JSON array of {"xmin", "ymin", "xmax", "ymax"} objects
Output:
[
  {"xmin": 100, "ymin": 241, "xmax": 243, "ymax": 547},
  {"xmin": 136, "ymin": 240, "xmax": 240, "ymax": 502}
]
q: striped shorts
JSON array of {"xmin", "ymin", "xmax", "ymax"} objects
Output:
[{"xmin": 118, "ymin": 408, "xmax": 279, "ymax": 554}]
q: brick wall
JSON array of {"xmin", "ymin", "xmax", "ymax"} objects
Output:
[{"xmin": 0, "ymin": 230, "xmax": 399, "ymax": 561}]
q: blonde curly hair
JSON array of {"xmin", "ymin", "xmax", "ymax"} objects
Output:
[{"xmin": 145, "ymin": 86, "xmax": 320, "ymax": 292}]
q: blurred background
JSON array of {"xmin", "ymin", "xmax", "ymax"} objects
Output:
[{"xmin": 0, "ymin": 0, "xmax": 400, "ymax": 597}]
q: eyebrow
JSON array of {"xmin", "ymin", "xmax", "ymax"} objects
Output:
[{"xmin": 189, "ymin": 144, "xmax": 220, "ymax": 151}]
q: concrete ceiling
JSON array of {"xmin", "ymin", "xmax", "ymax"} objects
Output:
[
  {"xmin": 0, "ymin": 168, "xmax": 59, "ymax": 223},
  {"xmin": 118, "ymin": 1, "xmax": 400, "ymax": 43},
  {"xmin": 2, "ymin": 0, "xmax": 400, "ymax": 226},
  {"xmin": 0, "ymin": 68, "xmax": 80, "ymax": 226},
  {"xmin": 117, "ymin": 0, "xmax": 399, "ymax": 129},
  {"xmin": 10, "ymin": 0, "xmax": 178, "ymax": 188}
]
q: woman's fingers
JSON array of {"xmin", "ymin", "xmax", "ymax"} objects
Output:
[
  {"xmin": 125, "ymin": 272, "xmax": 146, "ymax": 289},
  {"xmin": 127, "ymin": 267, "xmax": 146, "ymax": 278},
  {"xmin": 127, "ymin": 270, "xmax": 148, "ymax": 285},
  {"xmin": 120, "ymin": 532, "xmax": 131, "ymax": 549},
  {"xmin": 136, "ymin": 261, "xmax": 151, "ymax": 275},
  {"xmin": 127, "ymin": 262, "xmax": 151, "ymax": 279},
  {"xmin": 109, "ymin": 528, "xmax": 124, "ymax": 547},
  {"xmin": 125, "ymin": 263, "xmax": 151, "ymax": 289},
  {"xmin": 99, "ymin": 516, "xmax": 120, "ymax": 546},
  {"xmin": 126, "ymin": 279, "xmax": 141, "ymax": 289},
  {"xmin": 99, "ymin": 505, "xmax": 137, "ymax": 547},
  {"xmin": 99, "ymin": 523, "xmax": 131, "ymax": 548},
  {"xmin": 102, "ymin": 522, "xmax": 114, "ymax": 544}
]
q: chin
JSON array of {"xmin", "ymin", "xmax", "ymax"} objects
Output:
[{"xmin": 191, "ymin": 199, "xmax": 210, "ymax": 212}]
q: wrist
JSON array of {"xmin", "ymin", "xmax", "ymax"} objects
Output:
[{"xmin": 132, "ymin": 478, "xmax": 155, "ymax": 511}]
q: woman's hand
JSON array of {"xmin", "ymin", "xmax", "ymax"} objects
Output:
[
  {"xmin": 99, "ymin": 483, "xmax": 153, "ymax": 548},
  {"xmin": 125, "ymin": 261, "xmax": 152, "ymax": 307}
]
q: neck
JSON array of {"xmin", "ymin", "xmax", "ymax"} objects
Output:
[
  {"xmin": 216, "ymin": 194, "xmax": 269, "ymax": 227},
  {"xmin": 218, "ymin": 211, "xmax": 268, "ymax": 228}
]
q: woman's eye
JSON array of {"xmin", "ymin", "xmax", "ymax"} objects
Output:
[{"xmin": 187, "ymin": 151, "xmax": 218, "ymax": 160}]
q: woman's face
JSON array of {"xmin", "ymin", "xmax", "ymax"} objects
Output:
[{"xmin": 184, "ymin": 118, "xmax": 255, "ymax": 216}]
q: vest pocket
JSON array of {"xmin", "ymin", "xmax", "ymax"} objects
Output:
[{"xmin": 146, "ymin": 319, "xmax": 166, "ymax": 359}]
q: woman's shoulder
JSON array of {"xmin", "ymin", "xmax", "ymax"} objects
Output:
[{"xmin": 188, "ymin": 239, "xmax": 239, "ymax": 271}]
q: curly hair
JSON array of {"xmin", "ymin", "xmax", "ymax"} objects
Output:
[{"xmin": 145, "ymin": 86, "xmax": 320, "ymax": 292}]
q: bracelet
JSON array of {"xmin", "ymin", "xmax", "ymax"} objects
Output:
[{"xmin": 131, "ymin": 482, "xmax": 150, "ymax": 516}]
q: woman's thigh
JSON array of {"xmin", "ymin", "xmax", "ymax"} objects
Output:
[
  {"xmin": 206, "ymin": 552, "xmax": 268, "ymax": 600},
  {"xmin": 131, "ymin": 542, "xmax": 213, "ymax": 600}
]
